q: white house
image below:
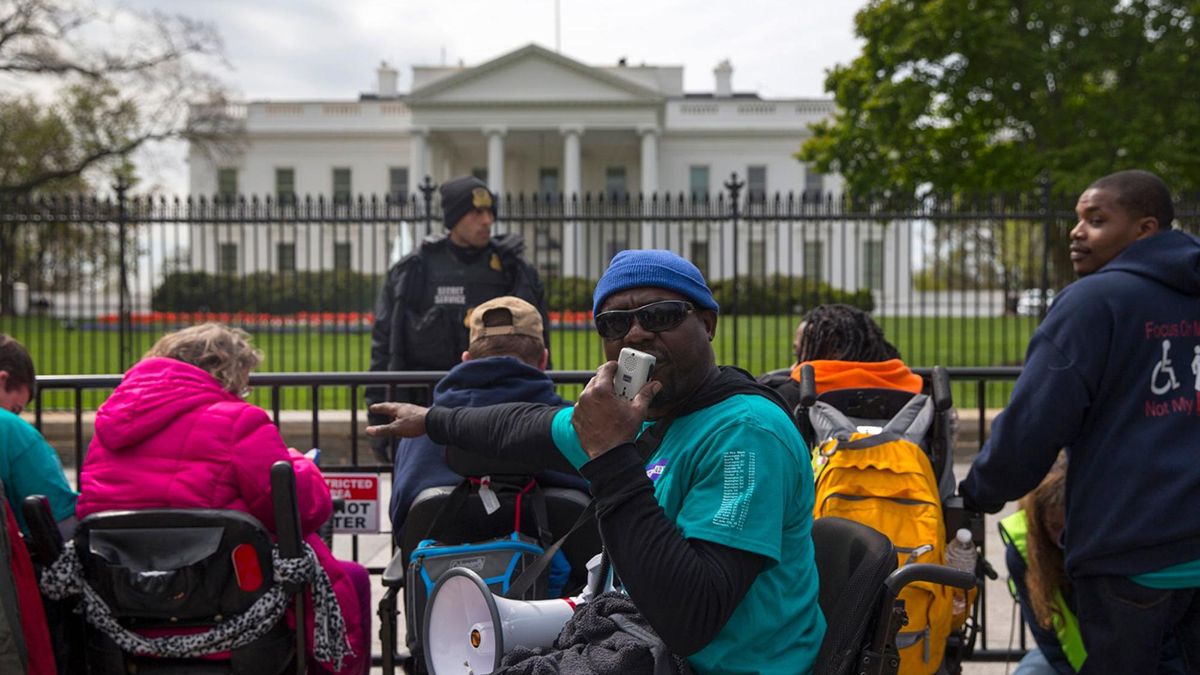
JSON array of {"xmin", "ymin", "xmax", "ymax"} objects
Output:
[{"xmin": 188, "ymin": 44, "xmax": 913, "ymax": 306}]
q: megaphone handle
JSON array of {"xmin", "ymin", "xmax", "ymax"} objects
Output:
[{"xmin": 591, "ymin": 548, "xmax": 612, "ymax": 598}]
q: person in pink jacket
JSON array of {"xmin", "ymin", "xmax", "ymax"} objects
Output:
[{"xmin": 76, "ymin": 323, "xmax": 370, "ymax": 675}]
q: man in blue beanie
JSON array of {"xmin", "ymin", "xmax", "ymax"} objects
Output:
[
  {"xmin": 369, "ymin": 250, "xmax": 826, "ymax": 675},
  {"xmin": 366, "ymin": 175, "xmax": 551, "ymax": 462}
]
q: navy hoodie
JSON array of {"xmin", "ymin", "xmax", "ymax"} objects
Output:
[
  {"xmin": 389, "ymin": 357, "xmax": 585, "ymax": 542},
  {"xmin": 960, "ymin": 230, "xmax": 1200, "ymax": 578}
]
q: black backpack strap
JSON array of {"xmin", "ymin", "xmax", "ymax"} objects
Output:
[
  {"xmin": 503, "ymin": 501, "xmax": 596, "ymax": 600},
  {"xmin": 525, "ymin": 482, "xmax": 554, "ymax": 547},
  {"xmin": 423, "ymin": 479, "xmax": 473, "ymax": 543}
]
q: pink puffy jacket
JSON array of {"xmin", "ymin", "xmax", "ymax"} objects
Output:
[{"xmin": 77, "ymin": 357, "xmax": 366, "ymax": 674}]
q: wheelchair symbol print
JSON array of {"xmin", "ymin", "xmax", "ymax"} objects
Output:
[{"xmin": 1151, "ymin": 339, "xmax": 1182, "ymax": 395}]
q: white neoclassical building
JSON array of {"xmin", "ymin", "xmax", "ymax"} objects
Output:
[{"xmin": 188, "ymin": 44, "xmax": 915, "ymax": 306}]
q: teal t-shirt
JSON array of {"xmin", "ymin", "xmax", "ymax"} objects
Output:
[
  {"xmin": 0, "ymin": 408, "xmax": 78, "ymax": 534},
  {"xmin": 1132, "ymin": 558, "xmax": 1200, "ymax": 589},
  {"xmin": 552, "ymin": 395, "xmax": 826, "ymax": 675}
]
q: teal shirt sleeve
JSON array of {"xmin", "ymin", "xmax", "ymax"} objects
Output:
[
  {"xmin": 550, "ymin": 406, "xmax": 590, "ymax": 470},
  {"xmin": 674, "ymin": 423, "xmax": 802, "ymax": 566},
  {"xmin": 7, "ymin": 430, "xmax": 79, "ymax": 533}
]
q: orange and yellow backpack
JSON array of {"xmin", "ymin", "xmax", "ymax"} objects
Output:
[{"xmin": 810, "ymin": 393, "xmax": 953, "ymax": 675}]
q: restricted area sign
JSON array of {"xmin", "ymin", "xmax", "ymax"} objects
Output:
[{"xmin": 324, "ymin": 473, "xmax": 381, "ymax": 534}]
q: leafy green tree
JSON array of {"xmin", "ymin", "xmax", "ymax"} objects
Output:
[{"xmin": 801, "ymin": 0, "xmax": 1200, "ymax": 195}]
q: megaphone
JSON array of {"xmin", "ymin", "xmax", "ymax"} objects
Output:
[{"xmin": 424, "ymin": 567, "xmax": 576, "ymax": 675}]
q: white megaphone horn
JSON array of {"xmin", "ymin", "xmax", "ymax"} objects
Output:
[{"xmin": 424, "ymin": 567, "xmax": 577, "ymax": 675}]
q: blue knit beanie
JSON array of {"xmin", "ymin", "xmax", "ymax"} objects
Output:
[{"xmin": 593, "ymin": 250, "xmax": 719, "ymax": 314}]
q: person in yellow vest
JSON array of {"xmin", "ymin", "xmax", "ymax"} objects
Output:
[{"xmin": 1000, "ymin": 454, "xmax": 1185, "ymax": 675}]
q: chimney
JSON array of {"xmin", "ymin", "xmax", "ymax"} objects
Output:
[
  {"xmin": 714, "ymin": 59, "xmax": 733, "ymax": 98},
  {"xmin": 377, "ymin": 61, "xmax": 399, "ymax": 98}
]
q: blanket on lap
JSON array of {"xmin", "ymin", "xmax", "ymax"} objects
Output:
[{"xmin": 497, "ymin": 593, "xmax": 691, "ymax": 675}]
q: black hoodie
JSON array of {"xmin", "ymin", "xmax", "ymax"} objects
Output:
[{"xmin": 961, "ymin": 230, "xmax": 1200, "ymax": 578}]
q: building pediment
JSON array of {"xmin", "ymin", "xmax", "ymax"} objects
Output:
[{"xmin": 407, "ymin": 44, "xmax": 664, "ymax": 106}]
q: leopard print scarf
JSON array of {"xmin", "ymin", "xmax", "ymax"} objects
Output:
[{"xmin": 41, "ymin": 540, "xmax": 353, "ymax": 671}]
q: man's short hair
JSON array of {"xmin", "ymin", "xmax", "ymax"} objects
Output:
[
  {"xmin": 467, "ymin": 297, "xmax": 544, "ymax": 367},
  {"xmin": 1088, "ymin": 170, "xmax": 1175, "ymax": 231},
  {"xmin": 0, "ymin": 333, "xmax": 36, "ymax": 395}
]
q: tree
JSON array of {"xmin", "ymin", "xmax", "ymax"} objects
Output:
[
  {"xmin": 800, "ymin": 0, "xmax": 1200, "ymax": 196},
  {"xmin": 0, "ymin": 0, "xmax": 238, "ymax": 314},
  {"xmin": 0, "ymin": 0, "xmax": 239, "ymax": 195}
]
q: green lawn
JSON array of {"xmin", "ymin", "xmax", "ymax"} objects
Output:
[{"xmin": 1, "ymin": 314, "xmax": 1036, "ymax": 410}]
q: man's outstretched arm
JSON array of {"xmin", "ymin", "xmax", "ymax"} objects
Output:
[{"xmin": 368, "ymin": 401, "xmax": 576, "ymax": 474}]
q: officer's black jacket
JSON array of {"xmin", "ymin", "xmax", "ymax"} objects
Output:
[{"xmin": 366, "ymin": 233, "xmax": 551, "ymax": 431}]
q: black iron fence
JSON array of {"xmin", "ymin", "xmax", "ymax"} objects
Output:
[
  {"xmin": 4, "ymin": 175, "xmax": 1199, "ymax": 410},
  {"xmin": 30, "ymin": 367, "xmax": 1029, "ymax": 663}
]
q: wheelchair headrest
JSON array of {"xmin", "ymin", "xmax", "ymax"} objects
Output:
[
  {"xmin": 75, "ymin": 509, "xmax": 276, "ymax": 623},
  {"xmin": 816, "ymin": 387, "xmax": 918, "ymax": 422},
  {"xmin": 445, "ymin": 445, "xmax": 543, "ymax": 478}
]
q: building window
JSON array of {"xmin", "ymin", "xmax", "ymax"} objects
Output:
[
  {"xmin": 863, "ymin": 240, "xmax": 884, "ymax": 291},
  {"xmin": 605, "ymin": 240, "xmax": 626, "ymax": 268},
  {"xmin": 534, "ymin": 225, "xmax": 561, "ymax": 250},
  {"xmin": 605, "ymin": 167, "xmax": 627, "ymax": 199},
  {"xmin": 689, "ymin": 165, "xmax": 710, "ymax": 201},
  {"xmin": 690, "ymin": 240, "xmax": 710, "ymax": 279},
  {"xmin": 804, "ymin": 240, "xmax": 823, "ymax": 282},
  {"xmin": 217, "ymin": 168, "xmax": 238, "ymax": 203},
  {"xmin": 219, "ymin": 243, "xmax": 238, "ymax": 274},
  {"xmin": 805, "ymin": 168, "xmax": 825, "ymax": 201},
  {"xmin": 333, "ymin": 168, "xmax": 352, "ymax": 206},
  {"xmin": 275, "ymin": 168, "xmax": 295, "ymax": 206},
  {"xmin": 472, "ymin": 167, "xmax": 488, "ymax": 183},
  {"xmin": 334, "ymin": 242, "xmax": 352, "ymax": 271},
  {"xmin": 749, "ymin": 240, "xmax": 767, "ymax": 279},
  {"xmin": 389, "ymin": 167, "xmax": 408, "ymax": 204},
  {"xmin": 747, "ymin": 165, "xmax": 767, "ymax": 204},
  {"xmin": 277, "ymin": 243, "xmax": 296, "ymax": 273},
  {"xmin": 539, "ymin": 168, "xmax": 559, "ymax": 201}
]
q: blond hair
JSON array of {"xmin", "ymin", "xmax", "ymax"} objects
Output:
[{"xmin": 144, "ymin": 323, "xmax": 262, "ymax": 396}]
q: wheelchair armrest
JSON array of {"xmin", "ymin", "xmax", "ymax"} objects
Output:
[
  {"xmin": 885, "ymin": 563, "xmax": 976, "ymax": 597},
  {"xmin": 942, "ymin": 496, "xmax": 984, "ymax": 544},
  {"xmin": 382, "ymin": 548, "xmax": 406, "ymax": 589}
]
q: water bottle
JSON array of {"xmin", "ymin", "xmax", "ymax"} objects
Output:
[{"xmin": 945, "ymin": 528, "xmax": 976, "ymax": 625}]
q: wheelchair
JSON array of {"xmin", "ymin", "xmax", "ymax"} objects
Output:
[
  {"xmin": 795, "ymin": 364, "xmax": 992, "ymax": 674},
  {"xmin": 812, "ymin": 516, "xmax": 977, "ymax": 675},
  {"xmin": 379, "ymin": 445, "xmax": 600, "ymax": 674},
  {"xmin": 23, "ymin": 461, "xmax": 313, "ymax": 675}
]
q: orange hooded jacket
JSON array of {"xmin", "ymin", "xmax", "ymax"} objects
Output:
[{"xmin": 789, "ymin": 358, "xmax": 923, "ymax": 395}]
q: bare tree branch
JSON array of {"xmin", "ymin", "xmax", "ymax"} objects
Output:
[{"xmin": 0, "ymin": 0, "xmax": 236, "ymax": 194}]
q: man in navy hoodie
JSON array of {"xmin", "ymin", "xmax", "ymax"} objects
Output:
[
  {"xmin": 388, "ymin": 295, "xmax": 585, "ymax": 545},
  {"xmin": 960, "ymin": 170, "xmax": 1200, "ymax": 673}
]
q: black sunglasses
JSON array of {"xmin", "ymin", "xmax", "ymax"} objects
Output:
[{"xmin": 594, "ymin": 300, "xmax": 695, "ymax": 340}]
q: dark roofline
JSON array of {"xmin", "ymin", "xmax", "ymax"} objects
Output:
[{"xmin": 682, "ymin": 92, "xmax": 762, "ymax": 100}]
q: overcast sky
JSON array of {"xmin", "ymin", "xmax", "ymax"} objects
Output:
[{"xmin": 109, "ymin": 0, "xmax": 867, "ymax": 193}]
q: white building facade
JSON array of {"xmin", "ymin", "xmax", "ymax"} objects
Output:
[{"xmin": 188, "ymin": 44, "xmax": 912, "ymax": 305}]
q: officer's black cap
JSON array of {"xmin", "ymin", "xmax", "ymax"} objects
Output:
[{"xmin": 440, "ymin": 176, "xmax": 497, "ymax": 229}]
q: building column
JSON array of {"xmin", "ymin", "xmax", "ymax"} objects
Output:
[
  {"xmin": 638, "ymin": 124, "xmax": 660, "ymax": 197},
  {"xmin": 638, "ymin": 124, "xmax": 660, "ymax": 248},
  {"xmin": 409, "ymin": 126, "xmax": 429, "ymax": 198},
  {"xmin": 560, "ymin": 125, "xmax": 584, "ymax": 276},
  {"xmin": 560, "ymin": 125, "xmax": 584, "ymax": 202},
  {"xmin": 483, "ymin": 125, "xmax": 507, "ymax": 196}
]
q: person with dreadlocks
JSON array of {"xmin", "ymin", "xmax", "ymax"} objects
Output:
[{"xmin": 758, "ymin": 304, "xmax": 921, "ymax": 412}]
